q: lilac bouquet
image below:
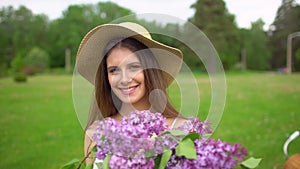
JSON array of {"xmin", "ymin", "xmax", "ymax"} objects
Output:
[
  {"xmin": 91, "ymin": 110, "xmax": 251, "ymax": 169},
  {"xmin": 60, "ymin": 110, "xmax": 261, "ymax": 169}
]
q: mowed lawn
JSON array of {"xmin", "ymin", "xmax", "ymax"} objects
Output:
[{"xmin": 0, "ymin": 72, "xmax": 299, "ymax": 169}]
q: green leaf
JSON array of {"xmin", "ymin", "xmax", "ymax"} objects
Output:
[
  {"xmin": 96, "ymin": 162, "xmax": 103, "ymax": 169},
  {"xmin": 91, "ymin": 145, "xmax": 97, "ymax": 158},
  {"xmin": 145, "ymin": 150, "xmax": 155, "ymax": 158},
  {"xmin": 158, "ymin": 149, "xmax": 172, "ymax": 169},
  {"xmin": 154, "ymin": 155, "xmax": 162, "ymax": 169},
  {"xmin": 103, "ymin": 154, "xmax": 112, "ymax": 169},
  {"xmin": 240, "ymin": 157, "xmax": 262, "ymax": 169},
  {"xmin": 181, "ymin": 132, "xmax": 201, "ymax": 142},
  {"xmin": 85, "ymin": 163, "xmax": 93, "ymax": 169},
  {"xmin": 78, "ymin": 163, "xmax": 86, "ymax": 169},
  {"xmin": 175, "ymin": 138, "xmax": 197, "ymax": 159},
  {"xmin": 60, "ymin": 158, "xmax": 80, "ymax": 169}
]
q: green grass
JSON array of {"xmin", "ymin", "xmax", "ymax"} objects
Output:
[
  {"xmin": 212, "ymin": 73, "xmax": 300, "ymax": 168},
  {"xmin": 0, "ymin": 75, "xmax": 83, "ymax": 169},
  {"xmin": 0, "ymin": 72, "xmax": 299, "ymax": 168}
]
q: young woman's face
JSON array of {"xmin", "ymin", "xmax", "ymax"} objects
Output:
[{"xmin": 106, "ymin": 47, "xmax": 148, "ymax": 108}]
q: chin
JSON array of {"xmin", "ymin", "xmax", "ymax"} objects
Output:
[{"xmin": 120, "ymin": 97, "xmax": 138, "ymax": 104}]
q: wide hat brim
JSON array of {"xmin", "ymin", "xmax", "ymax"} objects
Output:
[{"xmin": 75, "ymin": 22, "xmax": 183, "ymax": 86}]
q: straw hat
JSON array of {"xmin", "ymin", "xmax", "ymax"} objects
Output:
[{"xmin": 75, "ymin": 22, "xmax": 183, "ymax": 86}]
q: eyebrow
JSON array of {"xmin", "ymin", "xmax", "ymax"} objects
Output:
[
  {"xmin": 128, "ymin": 61, "xmax": 141, "ymax": 65},
  {"xmin": 107, "ymin": 66, "xmax": 116, "ymax": 69},
  {"xmin": 107, "ymin": 61, "xmax": 141, "ymax": 68}
]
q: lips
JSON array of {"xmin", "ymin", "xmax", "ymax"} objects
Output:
[{"xmin": 119, "ymin": 85, "xmax": 139, "ymax": 95}]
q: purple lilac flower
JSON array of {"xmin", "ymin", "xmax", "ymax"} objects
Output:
[
  {"xmin": 159, "ymin": 118, "xmax": 213, "ymax": 152},
  {"xmin": 177, "ymin": 138, "xmax": 248, "ymax": 169},
  {"xmin": 123, "ymin": 110, "xmax": 168, "ymax": 135},
  {"xmin": 93, "ymin": 110, "xmax": 248, "ymax": 169},
  {"xmin": 109, "ymin": 154, "xmax": 155, "ymax": 169},
  {"xmin": 97, "ymin": 120, "xmax": 154, "ymax": 158},
  {"xmin": 166, "ymin": 150, "xmax": 182, "ymax": 169},
  {"xmin": 176, "ymin": 117, "xmax": 212, "ymax": 135},
  {"xmin": 93, "ymin": 110, "xmax": 167, "ymax": 162},
  {"xmin": 161, "ymin": 133, "xmax": 181, "ymax": 150}
]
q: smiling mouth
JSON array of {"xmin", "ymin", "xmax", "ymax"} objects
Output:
[{"xmin": 119, "ymin": 85, "xmax": 139, "ymax": 95}]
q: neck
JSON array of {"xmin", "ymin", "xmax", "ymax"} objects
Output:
[{"xmin": 119, "ymin": 101, "xmax": 150, "ymax": 116}]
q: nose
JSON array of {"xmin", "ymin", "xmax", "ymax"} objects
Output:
[{"xmin": 120, "ymin": 70, "xmax": 132, "ymax": 85}]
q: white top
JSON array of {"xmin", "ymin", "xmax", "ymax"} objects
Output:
[{"xmin": 93, "ymin": 159, "xmax": 103, "ymax": 169}]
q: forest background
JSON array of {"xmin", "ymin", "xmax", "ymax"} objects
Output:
[{"xmin": 0, "ymin": 0, "xmax": 300, "ymax": 77}]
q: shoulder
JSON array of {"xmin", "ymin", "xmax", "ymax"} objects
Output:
[
  {"xmin": 85, "ymin": 120, "xmax": 100, "ymax": 140},
  {"xmin": 84, "ymin": 119, "xmax": 99, "ymax": 151},
  {"xmin": 84, "ymin": 120, "xmax": 101, "ymax": 165}
]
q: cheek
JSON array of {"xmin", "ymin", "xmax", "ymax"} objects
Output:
[
  {"xmin": 108, "ymin": 75, "xmax": 116, "ymax": 87},
  {"xmin": 138, "ymin": 73, "xmax": 146, "ymax": 92},
  {"xmin": 135, "ymin": 71, "xmax": 145, "ymax": 83}
]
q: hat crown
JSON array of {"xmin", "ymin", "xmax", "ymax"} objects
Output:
[{"xmin": 119, "ymin": 22, "xmax": 152, "ymax": 40}]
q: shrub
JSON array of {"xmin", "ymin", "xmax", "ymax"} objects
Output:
[
  {"xmin": 23, "ymin": 47, "xmax": 50, "ymax": 73},
  {"xmin": 14, "ymin": 73, "xmax": 27, "ymax": 83},
  {"xmin": 21, "ymin": 65, "xmax": 37, "ymax": 75}
]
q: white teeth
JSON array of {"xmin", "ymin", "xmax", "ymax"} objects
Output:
[{"xmin": 121, "ymin": 86, "xmax": 135, "ymax": 92}]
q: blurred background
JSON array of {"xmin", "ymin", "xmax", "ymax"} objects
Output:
[{"xmin": 0, "ymin": 0, "xmax": 299, "ymax": 168}]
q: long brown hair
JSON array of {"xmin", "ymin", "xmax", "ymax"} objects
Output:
[{"xmin": 85, "ymin": 37, "xmax": 179, "ymax": 130}]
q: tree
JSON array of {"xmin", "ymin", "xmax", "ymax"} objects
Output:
[
  {"xmin": 10, "ymin": 54, "xmax": 23, "ymax": 73},
  {"xmin": 95, "ymin": 1, "xmax": 133, "ymax": 23},
  {"xmin": 48, "ymin": 2, "xmax": 133, "ymax": 68},
  {"xmin": 48, "ymin": 4, "xmax": 91, "ymax": 67},
  {"xmin": 269, "ymin": 0, "xmax": 300, "ymax": 71},
  {"xmin": 0, "ymin": 5, "xmax": 49, "ymax": 75},
  {"xmin": 189, "ymin": 0, "xmax": 240, "ymax": 70},
  {"xmin": 240, "ymin": 19, "xmax": 271, "ymax": 70},
  {"xmin": 11, "ymin": 6, "xmax": 49, "ymax": 58}
]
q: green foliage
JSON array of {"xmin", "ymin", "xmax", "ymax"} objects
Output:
[
  {"xmin": 60, "ymin": 159, "xmax": 80, "ymax": 169},
  {"xmin": 189, "ymin": 0, "xmax": 241, "ymax": 69},
  {"xmin": 0, "ymin": 62, "xmax": 8, "ymax": 77},
  {"xmin": 13, "ymin": 72, "xmax": 27, "ymax": 82},
  {"xmin": 102, "ymin": 154, "xmax": 112, "ymax": 169},
  {"xmin": 47, "ymin": 2, "xmax": 133, "ymax": 68},
  {"xmin": 269, "ymin": 1, "xmax": 300, "ymax": 70},
  {"xmin": 175, "ymin": 137, "xmax": 197, "ymax": 159},
  {"xmin": 10, "ymin": 54, "xmax": 23, "ymax": 73},
  {"xmin": 240, "ymin": 157, "xmax": 262, "ymax": 169},
  {"xmin": 0, "ymin": 5, "xmax": 49, "ymax": 65},
  {"xmin": 240, "ymin": 19, "xmax": 271, "ymax": 70},
  {"xmin": 60, "ymin": 158, "xmax": 93, "ymax": 169},
  {"xmin": 2, "ymin": 1, "xmax": 299, "ymax": 72},
  {"xmin": 23, "ymin": 47, "xmax": 49, "ymax": 73},
  {"xmin": 157, "ymin": 149, "xmax": 172, "ymax": 169}
]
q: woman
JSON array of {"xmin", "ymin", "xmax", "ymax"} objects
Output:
[{"xmin": 75, "ymin": 22, "xmax": 186, "ymax": 165}]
